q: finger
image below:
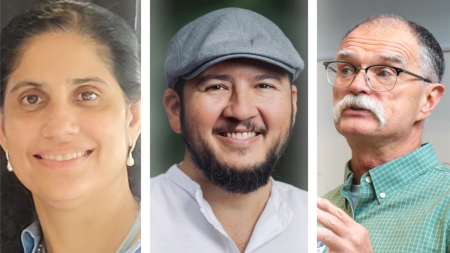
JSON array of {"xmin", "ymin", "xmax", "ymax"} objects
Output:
[
  {"xmin": 317, "ymin": 226, "xmax": 345, "ymax": 252},
  {"xmin": 317, "ymin": 207, "xmax": 347, "ymax": 237},
  {"xmin": 317, "ymin": 196, "xmax": 353, "ymax": 225}
]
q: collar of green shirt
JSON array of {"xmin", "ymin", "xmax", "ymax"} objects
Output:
[{"xmin": 341, "ymin": 143, "xmax": 439, "ymax": 212}]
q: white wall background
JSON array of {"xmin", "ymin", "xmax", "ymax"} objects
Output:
[{"xmin": 317, "ymin": 0, "xmax": 450, "ymax": 196}]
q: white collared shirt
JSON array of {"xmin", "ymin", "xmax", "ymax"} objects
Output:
[{"xmin": 151, "ymin": 164, "xmax": 308, "ymax": 253}]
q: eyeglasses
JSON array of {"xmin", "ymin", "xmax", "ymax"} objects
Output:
[{"xmin": 323, "ymin": 61, "xmax": 431, "ymax": 92}]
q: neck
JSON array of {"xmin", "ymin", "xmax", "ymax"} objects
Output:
[
  {"xmin": 346, "ymin": 125, "xmax": 423, "ymax": 185},
  {"xmin": 33, "ymin": 174, "xmax": 140, "ymax": 253},
  {"xmin": 179, "ymin": 153, "xmax": 272, "ymax": 253}
]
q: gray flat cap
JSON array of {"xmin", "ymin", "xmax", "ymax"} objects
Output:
[{"xmin": 165, "ymin": 7, "xmax": 304, "ymax": 88}]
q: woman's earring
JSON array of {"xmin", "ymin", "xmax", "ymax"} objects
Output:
[
  {"xmin": 6, "ymin": 152, "xmax": 13, "ymax": 172},
  {"xmin": 127, "ymin": 144, "xmax": 135, "ymax": 167}
]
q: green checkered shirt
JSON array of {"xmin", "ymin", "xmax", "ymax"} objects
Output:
[{"xmin": 322, "ymin": 143, "xmax": 450, "ymax": 253}]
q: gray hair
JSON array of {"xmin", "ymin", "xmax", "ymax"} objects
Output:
[{"xmin": 339, "ymin": 14, "xmax": 445, "ymax": 84}]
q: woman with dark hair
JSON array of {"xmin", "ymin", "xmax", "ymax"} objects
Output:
[{"xmin": 0, "ymin": 1, "xmax": 141, "ymax": 252}]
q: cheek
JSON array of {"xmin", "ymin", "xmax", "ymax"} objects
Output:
[
  {"xmin": 332, "ymin": 89, "xmax": 345, "ymax": 104},
  {"xmin": 386, "ymin": 89, "xmax": 423, "ymax": 123},
  {"xmin": 82, "ymin": 106, "xmax": 129, "ymax": 155},
  {"xmin": 258, "ymin": 95, "xmax": 292, "ymax": 128},
  {"xmin": 186, "ymin": 97, "xmax": 224, "ymax": 128},
  {"xmin": 4, "ymin": 113, "xmax": 42, "ymax": 157}
]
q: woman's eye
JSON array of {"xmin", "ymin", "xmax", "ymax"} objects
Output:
[
  {"xmin": 21, "ymin": 95, "xmax": 43, "ymax": 105},
  {"xmin": 77, "ymin": 91, "xmax": 99, "ymax": 101}
]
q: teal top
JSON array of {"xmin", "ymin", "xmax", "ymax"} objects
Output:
[{"xmin": 322, "ymin": 143, "xmax": 450, "ymax": 253}]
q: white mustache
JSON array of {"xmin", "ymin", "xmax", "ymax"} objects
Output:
[{"xmin": 333, "ymin": 94, "xmax": 386, "ymax": 127}]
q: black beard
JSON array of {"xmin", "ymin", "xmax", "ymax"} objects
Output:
[{"xmin": 180, "ymin": 113, "xmax": 292, "ymax": 195}]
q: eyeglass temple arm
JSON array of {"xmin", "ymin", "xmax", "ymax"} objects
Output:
[{"xmin": 398, "ymin": 69, "xmax": 432, "ymax": 83}]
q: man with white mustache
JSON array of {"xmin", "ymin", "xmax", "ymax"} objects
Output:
[{"xmin": 317, "ymin": 14, "xmax": 450, "ymax": 253}]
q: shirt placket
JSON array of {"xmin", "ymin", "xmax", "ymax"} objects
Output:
[{"xmin": 194, "ymin": 190, "xmax": 241, "ymax": 253}]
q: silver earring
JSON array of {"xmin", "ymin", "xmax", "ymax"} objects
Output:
[
  {"xmin": 126, "ymin": 144, "xmax": 135, "ymax": 167},
  {"xmin": 6, "ymin": 152, "xmax": 13, "ymax": 172}
]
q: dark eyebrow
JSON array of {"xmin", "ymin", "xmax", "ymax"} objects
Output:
[
  {"xmin": 72, "ymin": 77, "xmax": 108, "ymax": 86},
  {"xmin": 9, "ymin": 82, "xmax": 44, "ymax": 94},
  {"xmin": 9, "ymin": 77, "xmax": 108, "ymax": 94},
  {"xmin": 253, "ymin": 74, "xmax": 282, "ymax": 84},
  {"xmin": 194, "ymin": 74, "xmax": 232, "ymax": 86}
]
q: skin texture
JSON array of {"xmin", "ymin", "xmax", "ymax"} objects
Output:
[
  {"xmin": 164, "ymin": 58, "xmax": 297, "ymax": 252},
  {"xmin": 0, "ymin": 32, "xmax": 141, "ymax": 252},
  {"xmin": 317, "ymin": 22, "xmax": 444, "ymax": 253}
]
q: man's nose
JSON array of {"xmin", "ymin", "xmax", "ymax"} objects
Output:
[
  {"xmin": 348, "ymin": 69, "xmax": 373, "ymax": 95},
  {"xmin": 41, "ymin": 102, "xmax": 80, "ymax": 141},
  {"xmin": 222, "ymin": 87, "xmax": 258, "ymax": 121}
]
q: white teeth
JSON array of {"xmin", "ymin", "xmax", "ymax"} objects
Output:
[
  {"xmin": 41, "ymin": 151, "xmax": 87, "ymax": 161},
  {"xmin": 224, "ymin": 132, "xmax": 257, "ymax": 140}
]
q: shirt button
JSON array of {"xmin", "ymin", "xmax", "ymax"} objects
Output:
[
  {"xmin": 365, "ymin": 176, "xmax": 372, "ymax": 183},
  {"xmin": 380, "ymin": 193, "xmax": 386, "ymax": 198}
]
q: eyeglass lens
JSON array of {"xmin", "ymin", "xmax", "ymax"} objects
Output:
[{"xmin": 326, "ymin": 62, "xmax": 398, "ymax": 91}]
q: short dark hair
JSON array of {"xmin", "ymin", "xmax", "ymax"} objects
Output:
[{"xmin": 340, "ymin": 14, "xmax": 445, "ymax": 83}]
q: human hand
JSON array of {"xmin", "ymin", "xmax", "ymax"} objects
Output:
[{"xmin": 317, "ymin": 197, "xmax": 373, "ymax": 253}]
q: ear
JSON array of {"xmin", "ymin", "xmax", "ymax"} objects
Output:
[
  {"xmin": 416, "ymin": 83, "xmax": 445, "ymax": 121},
  {"xmin": 0, "ymin": 112, "xmax": 8, "ymax": 152},
  {"xmin": 163, "ymin": 88, "xmax": 182, "ymax": 133},
  {"xmin": 126, "ymin": 99, "xmax": 142, "ymax": 146},
  {"xmin": 291, "ymin": 85, "xmax": 298, "ymax": 126}
]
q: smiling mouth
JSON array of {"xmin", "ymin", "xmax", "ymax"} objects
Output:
[
  {"xmin": 218, "ymin": 132, "xmax": 260, "ymax": 140},
  {"xmin": 34, "ymin": 150, "xmax": 93, "ymax": 161}
]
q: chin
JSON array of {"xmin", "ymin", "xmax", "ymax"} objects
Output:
[
  {"xmin": 33, "ymin": 180, "xmax": 93, "ymax": 204},
  {"xmin": 336, "ymin": 120, "xmax": 384, "ymax": 137}
]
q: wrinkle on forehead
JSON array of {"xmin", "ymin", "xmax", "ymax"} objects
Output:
[{"xmin": 338, "ymin": 31, "xmax": 419, "ymax": 68}]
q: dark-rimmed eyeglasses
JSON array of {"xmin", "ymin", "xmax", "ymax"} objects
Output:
[{"xmin": 323, "ymin": 61, "xmax": 431, "ymax": 92}]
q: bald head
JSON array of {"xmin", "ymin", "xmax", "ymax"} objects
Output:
[{"xmin": 339, "ymin": 14, "xmax": 445, "ymax": 84}]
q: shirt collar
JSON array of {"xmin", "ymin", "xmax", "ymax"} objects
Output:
[
  {"xmin": 21, "ymin": 216, "xmax": 142, "ymax": 253},
  {"xmin": 343, "ymin": 143, "xmax": 439, "ymax": 204},
  {"xmin": 166, "ymin": 164, "xmax": 293, "ymax": 250},
  {"xmin": 21, "ymin": 221, "xmax": 40, "ymax": 253}
]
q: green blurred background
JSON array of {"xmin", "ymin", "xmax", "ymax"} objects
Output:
[{"xmin": 150, "ymin": 0, "xmax": 308, "ymax": 191}]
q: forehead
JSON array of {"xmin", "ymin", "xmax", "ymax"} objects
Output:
[
  {"xmin": 9, "ymin": 32, "xmax": 115, "ymax": 85},
  {"xmin": 338, "ymin": 22, "xmax": 420, "ymax": 66},
  {"xmin": 193, "ymin": 58, "xmax": 289, "ymax": 80}
]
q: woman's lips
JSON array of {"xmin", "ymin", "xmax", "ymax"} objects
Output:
[{"xmin": 35, "ymin": 150, "xmax": 93, "ymax": 162}]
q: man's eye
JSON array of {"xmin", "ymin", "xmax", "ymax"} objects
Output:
[
  {"xmin": 341, "ymin": 68, "xmax": 354, "ymax": 75},
  {"xmin": 77, "ymin": 91, "xmax": 99, "ymax": 101},
  {"xmin": 378, "ymin": 70, "xmax": 394, "ymax": 77},
  {"xmin": 21, "ymin": 95, "xmax": 43, "ymax": 105},
  {"xmin": 206, "ymin": 85, "xmax": 224, "ymax": 91},
  {"xmin": 379, "ymin": 71, "xmax": 389, "ymax": 77},
  {"xmin": 257, "ymin": 84, "xmax": 273, "ymax": 89}
]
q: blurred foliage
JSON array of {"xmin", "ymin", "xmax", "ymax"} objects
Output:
[{"xmin": 150, "ymin": 0, "xmax": 308, "ymax": 191}]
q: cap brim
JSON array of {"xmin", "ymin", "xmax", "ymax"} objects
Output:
[{"xmin": 181, "ymin": 53, "xmax": 298, "ymax": 82}]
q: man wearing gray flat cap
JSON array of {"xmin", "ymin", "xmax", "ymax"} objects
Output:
[{"xmin": 151, "ymin": 7, "xmax": 307, "ymax": 253}]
